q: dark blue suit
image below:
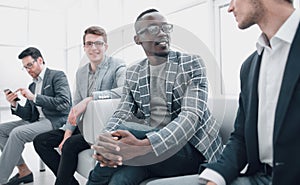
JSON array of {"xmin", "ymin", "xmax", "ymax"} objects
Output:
[{"xmin": 205, "ymin": 23, "xmax": 300, "ymax": 185}]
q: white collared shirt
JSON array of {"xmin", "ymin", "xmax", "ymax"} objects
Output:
[
  {"xmin": 199, "ymin": 9, "xmax": 300, "ymax": 185},
  {"xmin": 33, "ymin": 66, "xmax": 47, "ymax": 118},
  {"xmin": 257, "ymin": 9, "xmax": 300, "ymax": 166}
]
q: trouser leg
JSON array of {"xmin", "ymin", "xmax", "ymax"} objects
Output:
[
  {"xmin": 231, "ymin": 173, "xmax": 272, "ymax": 185},
  {"xmin": 33, "ymin": 129, "xmax": 65, "ymax": 177},
  {"xmin": 0, "ymin": 120, "xmax": 28, "ymax": 165},
  {"xmin": 0, "ymin": 119, "xmax": 52, "ymax": 183},
  {"xmin": 87, "ymin": 124, "xmax": 205, "ymax": 185},
  {"xmin": 55, "ymin": 132, "xmax": 90, "ymax": 185},
  {"xmin": 146, "ymin": 142, "xmax": 205, "ymax": 177},
  {"xmin": 87, "ymin": 164, "xmax": 120, "ymax": 185}
]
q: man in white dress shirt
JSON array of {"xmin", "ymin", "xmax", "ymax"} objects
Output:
[
  {"xmin": 146, "ymin": 0, "xmax": 300, "ymax": 184},
  {"xmin": 0, "ymin": 47, "xmax": 71, "ymax": 185}
]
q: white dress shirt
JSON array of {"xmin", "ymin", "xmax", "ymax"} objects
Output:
[
  {"xmin": 199, "ymin": 9, "xmax": 300, "ymax": 185},
  {"xmin": 33, "ymin": 67, "xmax": 47, "ymax": 118}
]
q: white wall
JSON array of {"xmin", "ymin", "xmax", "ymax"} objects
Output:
[
  {"xmin": 0, "ymin": 0, "xmax": 67, "ymax": 121},
  {"xmin": 1, "ymin": 0, "xmax": 299, "ymax": 122}
]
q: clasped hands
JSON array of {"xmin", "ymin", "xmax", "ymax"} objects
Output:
[{"xmin": 91, "ymin": 130, "xmax": 152, "ymax": 168}]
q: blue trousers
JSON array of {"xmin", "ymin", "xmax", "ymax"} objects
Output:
[
  {"xmin": 146, "ymin": 173, "xmax": 272, "ymax": 185},
  {"xmin": 86, "ymin": 124, "xmax": 205, "ymax": 185}
]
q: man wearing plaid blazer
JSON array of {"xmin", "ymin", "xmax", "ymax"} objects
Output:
[{"xmin": 87, "ymin": 9, "xmax": 223, "ymax": 185}]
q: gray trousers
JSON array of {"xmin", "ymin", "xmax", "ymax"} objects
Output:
[{"xmin": 0, "ymin": 118, "xmax": 52, "ymax": 184}]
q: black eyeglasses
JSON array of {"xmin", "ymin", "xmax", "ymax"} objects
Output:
[
  {"xmin": 22, "ymin": 60, "xmax": 37, "ymax": 70},
  {"xmin": 137, "ymin": 23, "xmax": 173, "ymax": 35},
  {"xmin": 84, "ymin": 41, "xmax": 105, "ymax": 48}
]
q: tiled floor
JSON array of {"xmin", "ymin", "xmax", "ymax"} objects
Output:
[{"xmin": 8, "ymin": 143, "xmax": 88, "ymax": 185}]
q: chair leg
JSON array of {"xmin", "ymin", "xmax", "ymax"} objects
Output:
[{"xmin": 39, "ymin": 158, "xmax": 46, "ymax": 172}]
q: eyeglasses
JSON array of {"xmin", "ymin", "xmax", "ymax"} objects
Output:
[
  {"xmin": 84, "ymin": 41, "xmax": 105, "ymax": 48},
  {"xmin": 22, "ymin": 60, "xmax": 37, "ymax": 70},
  {"xmin": 137, "ymin": 24, "xmax": 173, "ymax": 35}
]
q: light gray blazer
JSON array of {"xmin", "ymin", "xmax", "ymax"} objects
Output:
[{"xmin": 64, "ymin": 55, "xmax": 126, "ymax": 131}]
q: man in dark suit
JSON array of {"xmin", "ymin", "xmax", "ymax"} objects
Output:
[
  {"xmin": 145, "ymin": 0, "xmax": 300, "ymax": 185},
  {"xmin": 86, "ymin": 9, "xmax": 223, "ymax": 185},
  {"xmin": 0, "ymin": 47, "xmax": 72, "ymax": 185},
  {"xmin": 198, "ymin": 0, "xmax": 300, "ymax": 185}
]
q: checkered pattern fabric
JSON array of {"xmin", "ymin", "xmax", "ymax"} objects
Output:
[{"xmin": 105, "ymin": 51, "xmax": 223, "ymax": 162}]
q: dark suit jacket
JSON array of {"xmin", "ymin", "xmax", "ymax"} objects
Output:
[
  {"xmin": 12, "ymin": 68, "xmax": 72, "ymax": 129},
  {"xmin": 205, "ymin": 23, "xmax": 300, "ymax": 185}
]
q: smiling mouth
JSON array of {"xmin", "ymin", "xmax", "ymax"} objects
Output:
[{"xmin": 154, "ymin": 40, "xmax": 168, "ymax": 46}]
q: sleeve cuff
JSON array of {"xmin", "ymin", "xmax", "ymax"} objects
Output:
[
  {"xmin": 33, "ymin": 94, "xmax": 37, "ymax": 103},
  {"xmin": 92, "ymin": 91, "xmax": 111, "ymax": 100},
  {"xmin": 199, "ymin": 168, "xmax": 226, "ymax": 185},
  {"xmin": 63, "ymin": 122, "xmax": 77, "ymax": 132},
  {"xmin": 11, "ymin": 103, "xmax": 18, "ymax": 111}
]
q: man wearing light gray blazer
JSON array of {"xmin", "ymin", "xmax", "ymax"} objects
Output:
[
  {"xmin": 33, "ymin": 26, "xmax": 126, "ymax": 185},
  {"xmin": 0, "ymin": 47, "xmax": 72, "ymax": 185}
]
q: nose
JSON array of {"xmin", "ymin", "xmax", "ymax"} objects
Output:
[
  {"xmin": 91, "ymin": 43, "xmax": 98, "ymax": 49},
  {"xmin": 228, "ymin": 0, "xmax": 234, "ymax": 13},
  {"xmin": 157, "ymin": 27, "xmax": 168, "ymax": 36}
]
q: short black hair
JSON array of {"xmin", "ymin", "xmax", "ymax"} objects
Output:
[
  {"xmin": 135, "ymin": 8, "xmax": 159, "ymax": 22},
  {"xmin": 18, "ymin": 47, "xmax": 44, "ymax": 63}
]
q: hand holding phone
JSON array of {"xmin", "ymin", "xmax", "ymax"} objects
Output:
[{"xmin": 4, "ymin": 89, "xmax": 20, "ymax": 101}]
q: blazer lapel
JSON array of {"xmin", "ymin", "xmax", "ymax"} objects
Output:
[
  {"xmin": 41, "ymin": 68, "xmax": 50, "ymax": 95},
  {"xmin": 81, "ymin": 64, "xmax": 89, "ymax": 98},
  {"xmin": 165, "ymin": 51, "xmax": 178, "ymax": 111},
  {"xmin": 29, "ymin": 82, "xmax": 38, "ymax": 116},
  {"xmin": 245, "ymin": 52, "xmax": 262, "ymax": 165},
  {"xmin": 138, "ymin": 59, "xmax": 151, "ymax": 118},
  {"xmin": 274, "ymin": 24, "xmax": 300, "ymax": 142},
  {"xmin": 95, "ymin": 56, "xmax": 109, "ymax": 91}
]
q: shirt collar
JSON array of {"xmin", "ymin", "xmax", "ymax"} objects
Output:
[
  {"xmin": 33, "ymin": 66, "xmax": 47, "ymax": 83},
  {"xmin": 97, "ymin": 55, "xmax": 108, "ymax": 69},
  {"xmin": 89, "ymin": 55, "xmax": 108, "ymax": 73},
  {"xmin": 256, "ymin": 9, "xmax": 300, "ymax": 55}
]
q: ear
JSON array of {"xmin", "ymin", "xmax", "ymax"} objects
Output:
[
  {"xmin": 104, "ymin": 43, "xmax": 108, "ymax": 51},
  {"xmin": 134, "ymin": 35, "xmax": 141, "ymax": 45},
  {"xmin": 37, "ymin": 57, "xmax": 44, "ymax": 64}
]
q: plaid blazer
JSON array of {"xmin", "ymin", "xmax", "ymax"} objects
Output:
[{"xmin": 105, "ymin": 51, "xmax": 223, "ymax": 162}]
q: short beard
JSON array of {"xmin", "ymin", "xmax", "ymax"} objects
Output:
[
  {"xmin": 154, "ymin": 51, "xmax": 169, "ymax": 57},
  {"xmin": 239, "ymin": 0, "xmax": 264, "ymax": 29}
]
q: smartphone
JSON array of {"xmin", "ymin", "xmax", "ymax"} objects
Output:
[{"xmin": 4, "ymin": 89, "xmax": 20, "ymax": 101}]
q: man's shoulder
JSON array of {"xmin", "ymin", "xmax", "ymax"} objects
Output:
[
  {"xmin": 45, "ymin": 68, "xmax": 66, "ymax": 76},
  {"xmin": 170, "ymin": 51, "xmax": 205, "ymax": 72},
  {"xmin": 241, "ymin": 51, "xmax": 259, "ymax": 70},
  {"xmin": 106, "ymin": 56, "xmax": 126, "ymax": 66},
  {"xmin": 127, "ymin": 58, "xmax": 147, "ymax": 71},
  {"xmin": 170, "ymin": 51, "xmax": 202, "ymax": 64},
  {"xmin": 77, "ymin": 63, "xmax": 89, "ymax": 73}
]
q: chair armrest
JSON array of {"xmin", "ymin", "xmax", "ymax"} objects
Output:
[{"xmin": 82, "ymin": 98, "xmax": 121, "ymax": 144}]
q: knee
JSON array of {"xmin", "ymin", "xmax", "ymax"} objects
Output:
[
  {"xmin": 61, "ymin": 137, "xmax": 77, "ymax": 154},
  {"xmin": 109, "ymin": 174, "xmax": 135, "ymax": 185},
  {"xmin": 9, "ymin": 127, "xmax": 28, "ymax": 142},
  {"xmin": 87, "ymin": 164, "xmax": 106, "ymax": 185},
  {"xmin": 0, "ymin": 125, "xmax": 6, "ymax": 137},
  {"xmin": 33, "ymin": 134, "xmax": 46, "ymax": 150}
]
